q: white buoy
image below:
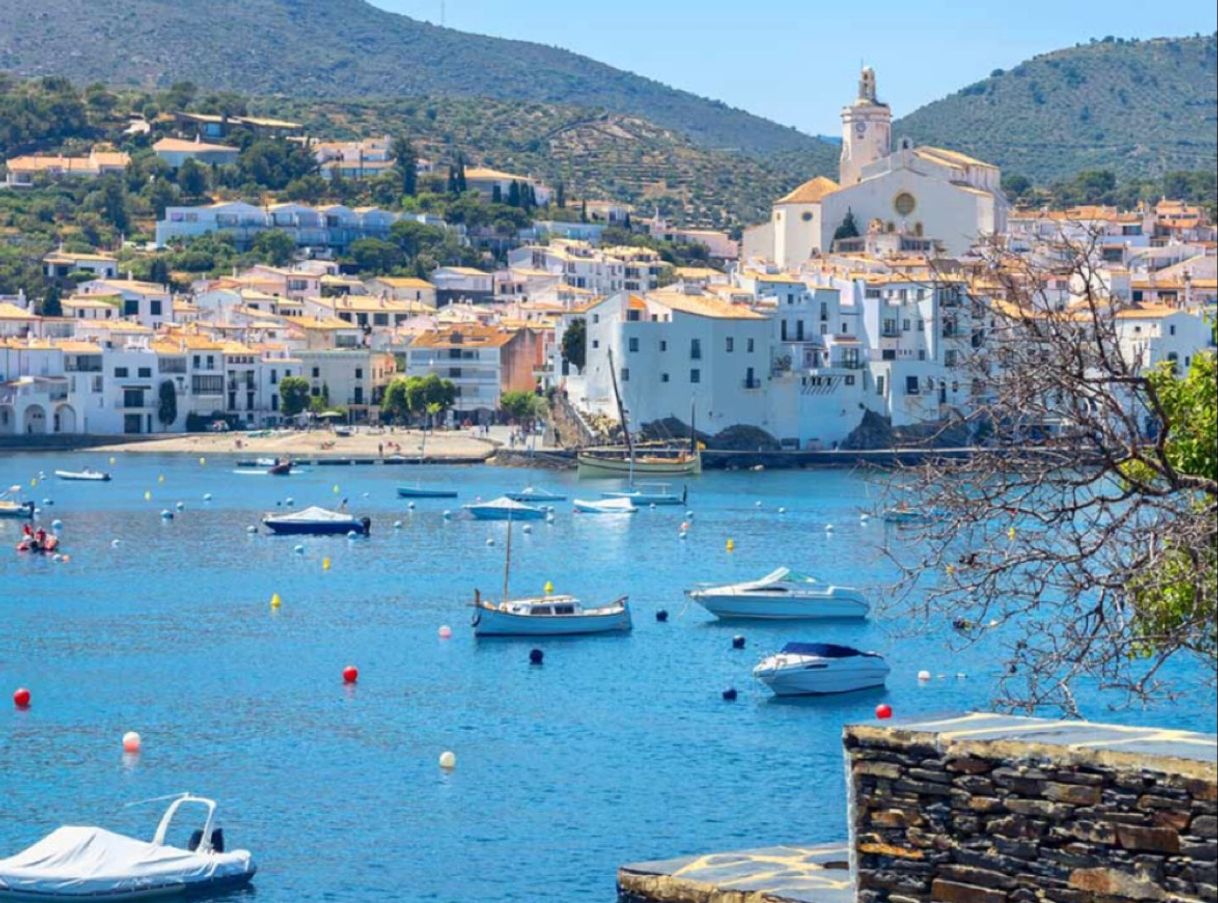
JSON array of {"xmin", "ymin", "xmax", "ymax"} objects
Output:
[
  {"xmin": 160, "ymin": 509, "xmax": 173, "ymax": 519},
  {"xmin": 51, "ymin": 519, "xmax": 63, "ymax": 530},
  {"xmin": 246, "ymin": 525, "xmax": 257, "ymax": 534},
  {"xmin": 362, "ymin": 492, "xmax": 370, "ymax": 498},
  {"xmin": 393, "ymin": 520, "xmax": 403, "ymax": 529},
  {"xmin": 175, "ymin": 501, "xmax": 185, "ymax": 510},
  {"xmin": 203, "ymin": 493, "xmax": 213, "ymax": 501},
  {"xmin": 825, "ymin": 524, "xmax": 834, "ymax": 532},
  {"xmin": 522, "ymin": 525, "xmax": 532, "ymax": 534},
  {"xmin": 346, "ymin": 530, "xmax": 358, "ymax": 539},
  {"xmin": 649, "ymin": 502, "xmax": 656, "ymax": 509},
  {"xmin": 439, "ymin": 750, "xmax": 456, "ymax": 770},
  {"xmin": 678, "ymin": 530, "xmax": 687, "ymax": 540},
  {"xmin": 285, "ymin": 497, "xmax": 294, "ymax": 506},
  {"xmin": 486, "ymin": 538, "xmax": 495, "ymax": 546},
  {"xmin": 917, "ymin": 670, "xmax": 931, "ymax": 682},
  {"xmin": 778, "ymin": 507, "xmax": 787, "ymax": 514},
  {"xmin": 294, "ymin": 544, "xmax": 305, "ymax": 555},
  {"xmin": 442, "ymin": 510, "xmax": 452, "ymax": 519},
  {"xmin": 545, "ymin": 513, "xmax": 555, "ymax": 523},
  {"xmin": 111, "ymin": 539, "xmax": 121, "ymax": 547},
  {"xmin": 407, "ymin": 502, "xmax": 415, "ymax": 510},
  {"xmin": 956, "ymin": 672, "xmax": 967, "ymax": 680},
  {"xmin": 755, "ymin": 500, "xmax": 762, "ymax": 508},
  {"xmin": 685, "ymin": 511, "xmax": 694, "ymax": 519},
  {"xmin": 42, "ymin": 498, "xmax": 52, "ymax": 506},
  {"xmin": 860, "ymin": 513, "xmax": 870, "ymax": 522}
]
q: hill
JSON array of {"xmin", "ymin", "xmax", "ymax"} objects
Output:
[
  {"xmin": 0, "ymin": 0, "xmax": 833, "ymax": 161},
  {"xmin": 896, "ymin": 34, "xmax": 1218, "ymax": 183}
]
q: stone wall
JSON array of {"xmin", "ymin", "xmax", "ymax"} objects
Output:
[{"xmin": 845, "ymin": 713, "xmax": 1218, "ymax": 903}]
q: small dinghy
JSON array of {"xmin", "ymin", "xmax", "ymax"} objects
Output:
[
  {"xmin": 463, "ymin": 496, "xmax": 547, "ymax": 521},
  {"xmin": 686, "ymin": 568, "xmax": 869, "ymax": 620},
  {"xmin": 262, "ymin": 505, "xmax": 370, "ymax": 535},
  {"xmin": 266, "ymin": 459, "xmax": 292, "ymax": 476},
  {"xmin": 0, "ymin": 500, "xmax": 35, "ymax": 520},
  {"xmin": 0, "ymin": 794, "xmax": 255, "ymax": 900},
  {"xmin": 397, "ymin": 485, "xmax": 458, "ymax": 499},
  {"xmin": 54, "ymin": 469, "xmax": 111, "ymax": 482},
  {"xmin": 753, "ymin": 642, "xmax": 890, "ymax": 696},
  {"xmin": 573, "ymin": 497, "xmax": 637, "ymax": 515},
  {"xmin": 505, "ymin": 486, "xmax": 566, "ymax": 503},
  {"xmin": 600, "ymin": 482, "xmax": 686, "ymax": 506}
]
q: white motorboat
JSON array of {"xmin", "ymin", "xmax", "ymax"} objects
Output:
[
  {"xmin": 262, "ymin": 505, "xmax": 370, "ymax": 535},
  {"xmin": 472, "ymin": 590, "xmax": 632, "ymax": 636},
  {"xmin": 685, "ymin": 568, "xmax": 869, "ymax": 619},
  {"xmin": 753, "ymin": 642, "xmax": 891, "ymax": 696},
  {"xmin": 573, "ymin": 497, "xmax": 638, "ymax": 515},
  {"xmin": 882, "ymin": 505, "xmax": 937, "ymax": 524},
  {"xmin": 54, "ymin": 469, "xmax": 111, "ymax": 482},
  {"xmin": 0, "ymin": 500, "xmax": 35, "ymax": 519},
  {"xmin": 600, "ymin": 482, "xmax": 686, "ymax": 506},
  {"xmin": 505, "ymin": 487, "xmax": 567, "ymax": 503},
  {"xmin": 463, "ymin": 496, "xmax": 547, "ymax": 520},
  {"xmin": 0, "ymin": 794, "xmax": 255, "ymax": 899}
]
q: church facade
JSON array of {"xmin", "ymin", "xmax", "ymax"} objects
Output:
[{"xmin": 743, "ymin": 68, "xmax": 1008, "ymax": 265}]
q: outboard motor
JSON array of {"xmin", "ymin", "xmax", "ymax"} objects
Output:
[
  {"xmin": 360, "ymin": 516, "xmax": 372, "ymax": 535},
  {"xmin": 210, "ymin": 828, "xmax": 225, "ymax": 853}
]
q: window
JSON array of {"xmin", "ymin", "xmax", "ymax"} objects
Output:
[
  {"xmin": 690, "ymin": 369, "xmax": 701, "ymax": 384},
  {"xmin": 841, "ymin": 323, "xmax": 848, "ymax": 333},
  {"xmin": 355, "ymin": 368, "xmax": 363, "ymax": 379},
  {"xmin": 1169, "ymin": 324, "xmax": 1176, "ymax": 336},
  {"xmin": 661, "ymin": 373, "xmax": 669, "ymax": 383},
  {"xmin": 123, "ymin": 299, "xmax": 139, "ymax": 317},
  {"xmin": 945, "ymin": 350, "xmax": 958, "ymax": 367},
  {"xmin": 746, "ymin": 338, "xmax": 754, "ymax": 353},
  {"xmin": 592, "ymin": 339, "xmax": 600, "ymax": 349},
  {"xmin": 902, "ymin": 319, "xmax": 911, "ymax": 332},
  {"xmin": 592, "ymin": 314, "xmax": 599, "ymax": 324},
  {"xmin": 114, "ymin": 367, "xmax": 128, "ymax": 378},
  {"xmin": 193, "ymin": 355, "xmax": 200, "ymax": 368},
  {"xmin": 628, "ymin": 337, "xmax": 639, "ymax": 353},
  {"xmin": 690, "ymin": 339, "xmax": 701, "ymax": 360},
  {"xmin": 845, "ymin": 375, "xmax": 855, "ymax": 385},
  {"xmin": 137, "ymin": 367, "xmax": 151, "ymax": 378},
  {"xmin": 206, "ymin": 355, "xmax": 215, "ymax": 369},
  {"xmin": 192, "ymin": 375, "xmax": 223, "ymax": 394},
  {"xmin": 877, "ymin": 375, "xmax": 885, "ymax": 396},
  {"xmin": 659, "ymin": 340, "xmax": 667, "ymax": 352},
  {"xmin": 620, "ymin": 368, "xmax": 630, "ymax": 382},
  {"xmin": 271, "ymin": 369, "xmax": 278, "ymax": 385},
  {"xmin": 905, "ymin": 376, "xmax": 920, "ymax": 395},
  {"xmin": 123, "ymin": 389, "xmax": 144, "ymax": 407},
  {"xmin": 725, "ymin": 337, "xmax": 734, "ymax": 353},
  {"xmin": 150, "ymin": 300, "xmax": 162, "ymax": 316},
  {"xmin": 312, "ymin": 367, "xmax": 320, "ymax": 378}
]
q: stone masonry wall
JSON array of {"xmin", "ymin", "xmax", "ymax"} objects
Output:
[{"xmin": 845, "ymin": 716, "xmax": 1218, "ymax": 903}]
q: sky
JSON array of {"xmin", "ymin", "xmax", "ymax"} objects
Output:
[{"xmin": 371, "ymin": 0, "xmax": 1216, "ymax": 136}]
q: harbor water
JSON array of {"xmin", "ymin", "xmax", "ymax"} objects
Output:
[{"xmin": 2, "ymin": 454, "xmax": 1212, "ymax": 901}]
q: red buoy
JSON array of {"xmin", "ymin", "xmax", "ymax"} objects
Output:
[
  {"xmin": 875, "ymin": 703, "xmax": 893, "ymax": 720},
  {"xmin": 13, "ymin": 687, "xmax": 31, "ymax": 709},
  {"xmin": 342, "ymin": 665, "xmax": 359, "ymax": 684}
]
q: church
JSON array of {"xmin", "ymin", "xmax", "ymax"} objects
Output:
[{"xmin": 743, "ymin": 68, "xmax": 1008, "ymax": 265}]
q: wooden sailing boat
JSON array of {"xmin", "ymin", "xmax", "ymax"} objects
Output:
[{"xmin": 576, "ymin": 348, "xmax": 701, "ymax": 478}]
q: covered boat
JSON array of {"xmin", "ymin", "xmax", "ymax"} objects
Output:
[
  {"xmin": 505, "ymin": 487, "xmax": 566, "ymax": 503},
  {"xmin": 572, "ymin": 497, "xmax": 637, "ymax": 515},
  {"xmin": 472, "ymin": 590, "xmax": 632, "ymax": 637},
  {"xmin": 600, "ymin": 482, "xmax": 686, "ymax": 506},
  {"xmin": 753, "ymin": 642, "xmax": 890, "ymax": 696},
  {"xmin": 0, "ymin": 794, "xmax": 255, "ymax": 900},
  {"xmin": 262, "ymin": 506, "xmax": 370, "ymax": 535},
  {"xmin": 54, "ymin": 469, "xmax": 111, "ymax": 482},
  {"xmin": 463, "ymin": 496, "xmax": 547, "ymax": 521},
  {"xmin": 685, "ymin": 568, "xmax": 868, "ymax": 620}
]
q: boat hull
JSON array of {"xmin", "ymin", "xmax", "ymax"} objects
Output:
[
  {"xmin": 0, "ymin": 503, "xmax": 35, "ymax": 520},
  {"xmin": 465, "ymin": 507, "xmax": 546, "ymax": 521},
  {"xmin": 573, "ymin": 499, "xmax": 637, "ymax": 514},
  {"xmin": 576, "ymin": 452, "xmax": 701, "ymax": 478},
  {"xmin": 688, "ymin": 592, "xmax": 869, "ymax": 620},
  {"xmin": 397, "ymin": 487, "xmax": 459, "ymax": 498},
  {"xmin": 472, "ymin": 606, "xmax": 632, "ymax": 637},
  {"xmin": 262, "ymin": 521, "xmax": 368, "ymax": 535},
  {"xmin": 0, "ymin": 869, "xmax": 255, "ymax": 900},
  {"xmin": 599, "ymin": 491, "xmax": 682, "ymax": 506},
  {"xmin": 754, "ymin": 659, "xmax": 890, "ymax": 696},
  {"xmin": 54, "ymin": 471, "xmax": 110, "ymax": 482}
]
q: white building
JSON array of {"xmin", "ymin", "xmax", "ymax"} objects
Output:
[{"xmin": 152, "ymin": 137, "xmax": 240, "ymax": 169}]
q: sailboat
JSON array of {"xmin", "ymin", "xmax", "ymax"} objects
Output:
[
  {"xmin": 576, "ymin": 348, "xmax": 701, "ymax": 478},
  {"xmin": 471, "ymin": 511, "xmax": 632, "ymax": 637}
]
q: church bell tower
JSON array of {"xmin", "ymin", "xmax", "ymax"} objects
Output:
[{"xmin": 839, "ymin": 66, "xmax": 892, "ymax": 187}]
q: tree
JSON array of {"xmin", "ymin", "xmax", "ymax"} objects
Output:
[
  {"xmin": 149, "ymin": 258, "xmax": 170, "ymax": 287},
  {"xmin": 556, "ymin": 180, "xmax": 566, "ymax": 209},
  {"xmin": 252, "ymin": 229, "xmax": 296, "ymax": 267},
  {"xmin": 560, "ymin": 318, "xmax": 586, "ymax": 371},
  {"xmin": 391, "ymin": 136, "xmax": 418, "ymax": 196},
  {"xmin": 507, "ymin": 180, "xmax": 521, "ymax": 207},
  {"xmin": 381, "ymin": 377, "xmax": 412, "ymax": 424},
  {"xmin": 885, "ymin": 232, "xmax": 1216, "ymax": 715},
  {"xmin": 278, "ymin": 376, "xmax": 310, "ymax": 417},
  {"xmin": 177, "ymin": 158, "xmax": 208, "ymax": 197},
  {"xmin": 157, "ymin": 380, "xmax": 178, "ymax": 428},
  {"xmin": 346, "ymin": 238, "xmax": 402, "ymax": 274},
  {"xmin": 40, "ymin": 284, "xmax": 62, "ymax": 317},
  {"xmin": 454, "ymin": 154, "xmax": 467, "ymax": 193},
  {"xmin": 833, "ymin": 209, "xmax": 860, "ymax": 242},
  {"xmin": 500, "ymin": 390, "xmax": 540, "ymax": 424}
]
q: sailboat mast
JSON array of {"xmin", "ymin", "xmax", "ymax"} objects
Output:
[
  {"xmin": 502, "ymin": 512, "xmax": 513, "ymax": 605},
  {"xmin": 607, "ymin": 346, "xmax": 634, "ymax": 461}
]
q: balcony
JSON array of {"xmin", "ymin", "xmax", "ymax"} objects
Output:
[{"xmin": 880, "ymin": 327, "xmax": 901, "ymax": 338}]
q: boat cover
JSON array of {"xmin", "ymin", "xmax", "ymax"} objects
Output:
[
  {"xmin": 466, "ymin": 496, "xmax": 542, "ymax": 512},
  {"xmin": 780, "ymin": 642, "xmax": 873, "ymax": 658},
  {"xmin": 266, "ymin": 506, "xmax": 355, "ymax": 523},
  {"xmin": 0, "ymin": 827, "xmax": 254, "ymax": 897}
]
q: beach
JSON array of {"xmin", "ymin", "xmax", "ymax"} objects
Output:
[{"xmin": 89, "ymin": 427, "xmax": 498, "ymax": 461}]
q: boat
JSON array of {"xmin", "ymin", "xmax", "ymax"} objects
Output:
[
  {"xmin": 471, "ymin": 507, "xmax": 632, "ymax": 637},
  {"xmin": 685, "ymin": 568, "xmax": 869, "ymax": 620},
  {"xmin": 267, "ymin": 459, "xmax": 292, "ymax": 476},
  {"xmin": 600, "ymin": 482, "xmax": 686, "ymax": 506},
  {"xmin": 572, "ymin": 497, "xmax": 638, "ymax": 515},
  {"xmin": 462, "ymin": 496, "xmax": 547, "ymax": 521},
  {"xmin": 262, "ymin": 506, "xmax": 370, "ymax": 535},
  {"xmin": 576, "ymin": 348, "xmax": 701, "ymax": 478},
  {"xmin": 397, "ymin": 485, "xmax": 458, "ymax": 499},
  {"xmin": 0, "ymin": 794, "xmax": 256, "ymax": 900},
  {"xmin": 752, "ymin": 642, "xmax": 891, "ymax": 696},
  {"xmin": 505, "ymin": 487, "xmax": 566, "ymax": 503},
  {"xmin": 0, "ymin": 500, "xmax": 35, "ymax": 519},
  {"xmin": 54, "ymin": 468, "xmax": 111, "ymax": 482},
  {"xmin": 882, "ymin": 505, "xmax": 937, "ymax": 525}
]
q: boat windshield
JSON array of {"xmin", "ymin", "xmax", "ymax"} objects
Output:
[{"xmin": 780, "ymin": 642, "xmax": 866, "ymax": 658}]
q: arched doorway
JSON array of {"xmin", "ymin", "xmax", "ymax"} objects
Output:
[
  {"xmin": 22, "ymin": 404, "xmax": 46, "ymax": 435},
  {"xmin": 54, "ymin": 403, "xmax": 77, "ymax": 433},
  {"xmin": 0, "ymin": 404, "xmax": 15, "ymax": 435}
]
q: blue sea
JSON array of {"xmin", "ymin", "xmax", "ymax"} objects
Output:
[{"xmin": 2, "ymin": 454, "xmax": 1212, "ymax": 901}]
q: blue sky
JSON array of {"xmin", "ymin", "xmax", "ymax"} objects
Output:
[{"xmin": 371, "ymin": 0, "xmax": 1216, "ymax": 135}]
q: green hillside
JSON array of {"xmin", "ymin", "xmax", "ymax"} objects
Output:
[
  {"xmin": 896, "ymin": 34, "xmax": 1217, "ymax": 182},
  {"xmin": 0, "ymin": 0, "xmax": 831, "ymax": 160}
]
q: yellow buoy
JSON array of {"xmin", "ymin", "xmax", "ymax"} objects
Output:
[
  {"xmin": 1007, "ymin": 526, "xmax": 1016, "ymax": 541},
  {"xmin": 270, "ymin": 593, "xmax": 281, "ymax": 609},
  {"xmin": 30, "ymin": 478, "xmax": 38, "ymax": 488},
  {"xmin": 157, "ymin": 475, "xmax": 165, "ymax": 484},
  {"xmin": 725, "ymin": 538, "xmax": 735, "ymax": 552},
  {"xmin": 322, "ymin": 557, "xmax": 331, "ymax": 571},
  {"xmin": 143, "ymin": 490, "xmax": 152, "ymax": 501},
  {"xmin": 945, "ymin": 563, "xmax": 955, "ymax": 576},
  {"xmin": 543, "ymin": 581, "xmax": 554, "ymax": 595}
]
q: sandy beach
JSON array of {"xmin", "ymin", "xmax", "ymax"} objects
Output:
[{"xmin": 90, "ymin": 428, "xmax": 497, "ymax": 461}]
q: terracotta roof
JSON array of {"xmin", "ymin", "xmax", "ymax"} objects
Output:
[
  {"xmin": 645, "ymin": 290, "xmax": 766, "ymax": 320},
  {"xmin": 775, "ymin": 176, "xmax": 839, "ymax": 206},
  {"xmin": 153, "ymin": 138, "xmax": 237, "ymax": 154}
]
